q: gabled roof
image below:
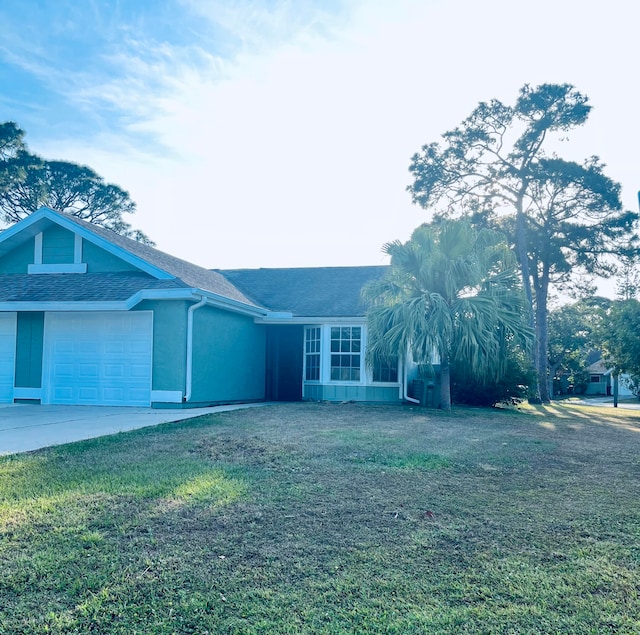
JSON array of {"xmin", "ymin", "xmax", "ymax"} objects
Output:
[
  {"xmin": 0, "ymin": 208, "xmax": 256, "ymax": 307},
  {"xmin": 587, "ymin": 360, "xmax": 612, "ymax": 375},
  {"xmin": 66, "ymin": 214, "xmax": 255, "ymax": 304},
  {"xmin": 218, "ymin": 266, "xmax": 388, "ymax": 317},
  {"xmin": 1, "ymin": 209, "xmax": 390, "ymax": 318}
]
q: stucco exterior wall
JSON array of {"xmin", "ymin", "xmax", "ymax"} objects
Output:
[
  {"xmin": 191, "ymin": 305, "xmax": 266, "ymax": 404},
  {"xmin": 133, "ymin": 300, "xmax": 188, "ymax": 397}
]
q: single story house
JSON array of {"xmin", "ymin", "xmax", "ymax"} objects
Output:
[
  {"xmin": 585, "ymin": 360, "xmax": 634, "ymax": 397},
  {"xmin": 0, "ymin": 207, "xmax": 424, "ymax": 408}
]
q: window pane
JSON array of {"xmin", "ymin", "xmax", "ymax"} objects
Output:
[
  {"xmin": 305, "ymin": 328, "xmax": 321, "ymax": 381},
  {"xmin": 373, "ymin": 356, "xmax": 398, "ymax": 383},
  {"xmin": 328, "ymin": 326, "xmax": 362, "ymax": 382}
]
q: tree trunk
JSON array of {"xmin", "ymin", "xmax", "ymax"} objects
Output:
[
  {"xmin": 548, "ymin": 361, "xmax": 561, "ymax": 399},
  {"xmin": 515, "ymin": 205, "xmax": 535, "ymax": 320},
  {"xmin": 514, "ymin": 195, "xmax": 541, "ymax": 402},
  {"xmin": 536, "ymin": 273, "xmax": 551, "ymax": 403},
  {"xmin": 439, "ymin": 355, "xmax": 451, "ymax": 411}
]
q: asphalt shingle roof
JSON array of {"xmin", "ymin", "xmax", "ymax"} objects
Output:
[
  {"xmin": 61, "ymin": 214, "xmax": 256, "ymax": 305},
  {"xmin": 218, "ymin": 266, "xmax": 388, "ymax": 317},
  {"xmin": 0, "ymin": 272, "xmax": 186, "ymax": 302},
  {"xmin": 587, "ymin": 360, "xmax": 610, "ymax": 375},
  {"xmin": 1, "ymin": 210, "xmax": 390, "ymax": 315}
]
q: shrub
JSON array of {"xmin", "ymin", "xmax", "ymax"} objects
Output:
[{"xmin": 450, "ymin": 348, "xmax": 534, "ymax": 407}]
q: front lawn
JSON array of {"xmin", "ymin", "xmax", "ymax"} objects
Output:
[{"xmin": 1, "ymin": 402, "xmax": 639, "ymax": 634}]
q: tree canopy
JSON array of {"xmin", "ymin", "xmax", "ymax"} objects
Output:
[
  {"xmin": 547, "ymin": 300, "xmax": 604, "ymax": 396},
  {"xmin": 407, "ymin": 83, "xmax": 638, "ymax": 402},
  {"xmin": 615, "ymin": 254, "xmax": 640, "ymax": 300},
  {"xmin": 597, "ymin": 299, "xmax": 640, "ymax": 380},
  {"xmin": 0, "ymin": 122, "xmax": 152, "ymax": 244},
  {"xmin": 364, "ymin": 219, "xmax": 531, "ymax": 409},
  {"xmin": 0, "ymin": 122, "xmax": 28, "ymax": 195}
]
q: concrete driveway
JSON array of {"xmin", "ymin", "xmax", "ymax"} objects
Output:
[
  {"xmin": 0, "ymin": 402, "xmax": 268, "ymax": 456},
  {"xmin": 566, "ymin": 396, "xmax": 640, "ymax": 410}
]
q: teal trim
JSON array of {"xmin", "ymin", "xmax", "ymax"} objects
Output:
[
  {"xmin": 15, "ymin": 312, "xmax": 44, "ymax": 388},
  {"xmin": 83, "ymin": 240, "xmax": 139, "ymax": 273},
  {"xmin": 44, "ymin": 209, "xmax": 174, "ymax": 278},
  {"xmin": 0, "ymin": 238, "xmax": 33, "ymax": 273},
  {"xmin": 42, "ymin": 226, "xmax": 74, "ymax": 264},
  {"xmin": 191, "ymin": 305, "xmax": 266, "ymax": 403},
  {"xmin": 0, "ymin": 208, "xmax": 173, "ymax": 279},
  {"xmin": 133, "ymin": 300, "xmax": 188, "ymax": 395},
  {"xmin": 303, "ymin": 384, "xmax": 402, "ymax": 402}
]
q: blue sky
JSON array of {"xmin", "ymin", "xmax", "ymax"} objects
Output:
[{"xmin": 1, "ymin": 0, "xmax": 639, "ymax": 285}]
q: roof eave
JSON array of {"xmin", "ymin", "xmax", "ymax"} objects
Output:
[
  {"xmin": 127, "ymin": 287, "xmax": 268, "ymax": 317},
  {"xmin": 0, "ymin": 301, "xmax": 131, "ymax": 311},
  {"xmin": 0, "ymin": 207, "xmax": 175, "ymax": 280},
  {"xmin": 43, "ymin": 208, "xmax": 175, "ymax": 280},
  {"xmin": 256, "ymin": 315, "xmax": 366, "ymax": 324},
  {"xmin": 0, "ymin": 288, "xmax": 267, "ymax": 316}
]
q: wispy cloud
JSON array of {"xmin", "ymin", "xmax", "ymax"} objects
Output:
[
  {"xmin": 1, "ymin": 0, "xmax": 354, "ymax": 155},
  {"xmin": 1, "ymin": 0, "xmax": 638, "ymax": 276},
  {"xmin": 184, "ymin": 0, "xmax": 348, "ymax": 52}
]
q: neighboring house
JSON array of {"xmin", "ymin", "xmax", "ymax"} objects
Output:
[
  {"xmin": 0, "ymin": 207, "xmax": 415, "ymax": 408},
  {"xmin": 585, "ymin": 360, "xmax": 634, "ymax": 397}
]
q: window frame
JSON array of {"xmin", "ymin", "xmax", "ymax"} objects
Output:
[
  {"xmin": 304, "ymin": 326, "xmax": 322, "ymax": 382},
  {"xmin": 371, "ymin": 355, "xmax": 399, "ymax": 384},
  {"xmin": 329, "ymin": 325, "xmax": 363, "ymax": 383},
  {"xmin": 301, "ymin": 323, "xmax": 401, "ymax": 387}
]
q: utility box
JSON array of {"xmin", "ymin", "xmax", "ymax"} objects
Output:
[{"xmin": 409, "ymin": 379, "xmax": 436, "ymax": 407}]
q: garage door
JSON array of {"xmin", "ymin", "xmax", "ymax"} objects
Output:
[
  {"xmin": 43, "ymin": 312, "xmax": 153, "ymax": 406},
  {"xmin": 0, "ymin": 312, "xmax": 17, "ymax": 403}
]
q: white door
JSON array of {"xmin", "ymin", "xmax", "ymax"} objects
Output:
[
  {"xmin": 0, "ymin": 312, "xmax": 17, "ymax": 403},
  {"xmin": 44, "ymin": 312, "xmax": 153, "ymax": 406}
]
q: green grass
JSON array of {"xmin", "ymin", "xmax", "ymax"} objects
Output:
[{"xmin": 1, "ymin": 401, "xmax": 639, "ymax": 634}]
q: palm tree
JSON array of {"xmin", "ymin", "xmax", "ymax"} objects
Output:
[{"xmin": 364, "ymin": 219, "xmax": 531, "ymax": 409}]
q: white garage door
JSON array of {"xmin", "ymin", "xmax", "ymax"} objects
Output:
[
  {"xmin": 44, "ymin": 312, "xmax": 153, "ymax": 406},
  {"xmin": 0, "ymin": 312, "xmax": 17, "ymax": 403}
]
